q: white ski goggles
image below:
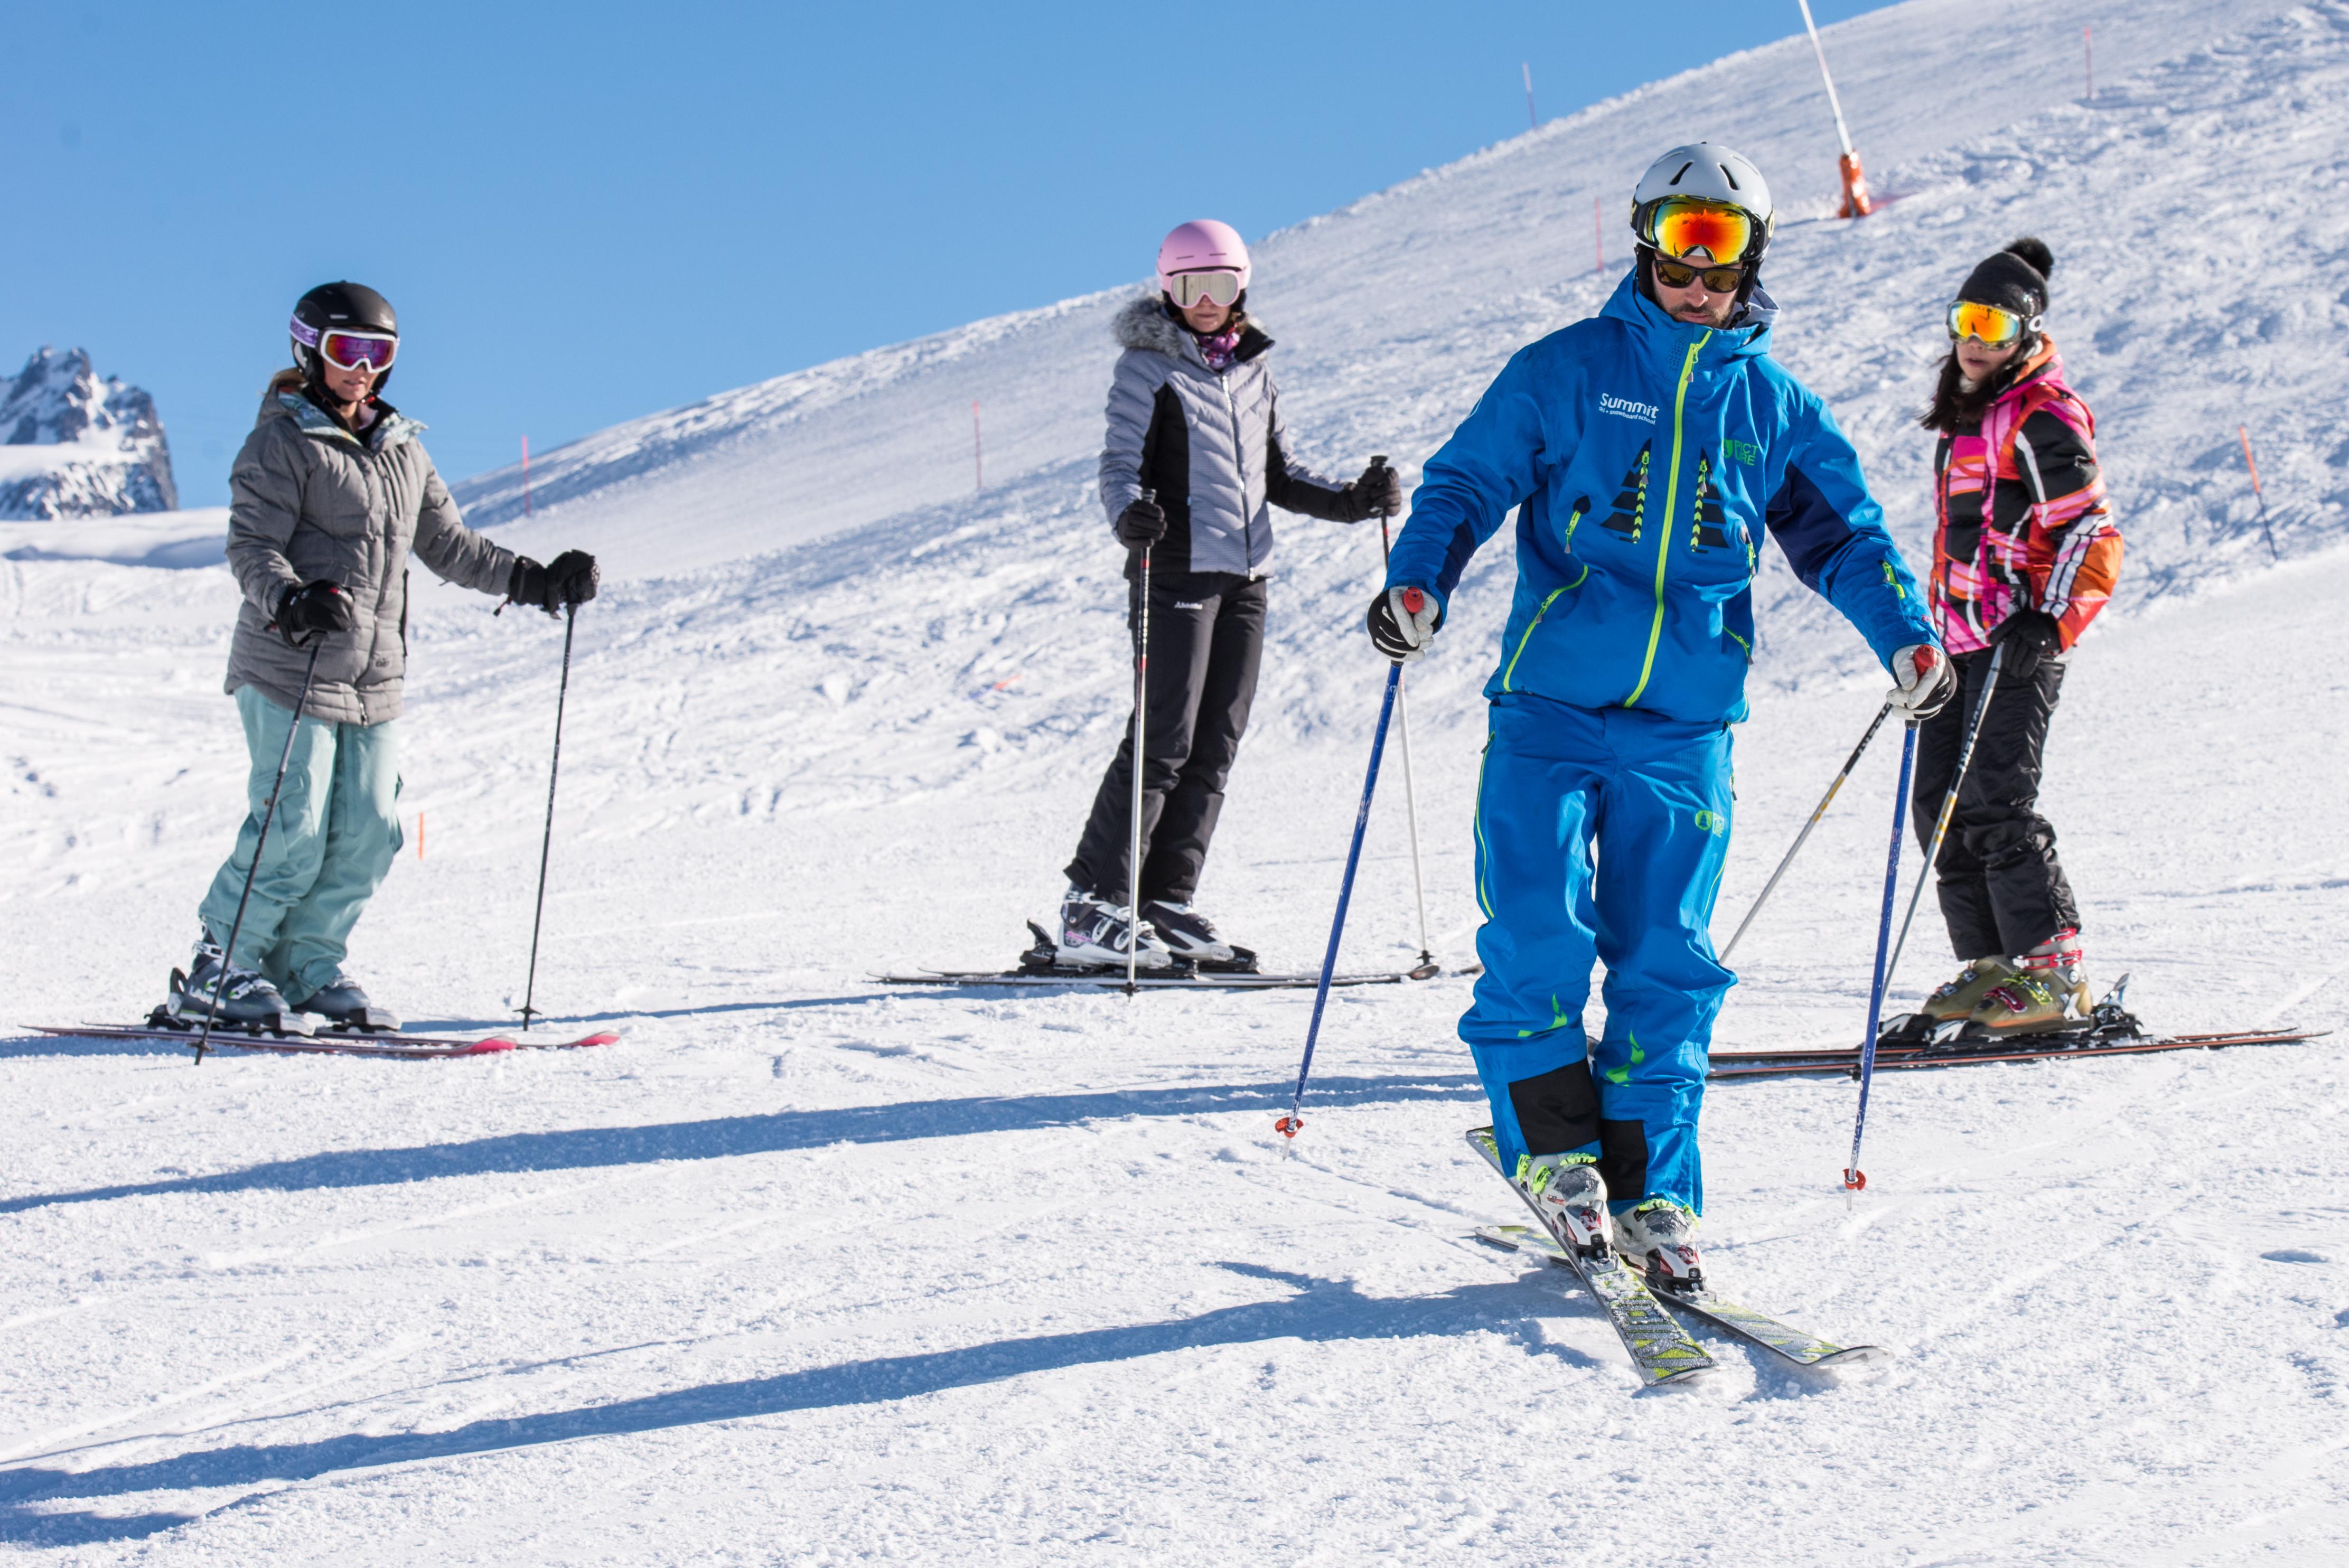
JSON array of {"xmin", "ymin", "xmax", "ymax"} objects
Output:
[{"xmin": 1165, "ymin": 270, "xmax": 1243, "ymax": 309}]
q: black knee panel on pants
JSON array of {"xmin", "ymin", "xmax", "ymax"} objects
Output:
[
  {"xmin": 1598, "ymin": 1120, "xmax": 1650, "ymax": 1205},
  {"xmin": 1508, "ymin": 1059, "xmax": 1599, "ymax": 1157}
]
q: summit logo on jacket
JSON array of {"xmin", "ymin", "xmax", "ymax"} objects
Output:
[{"xmin": 1384, "ymin": 273, "xmax": 1934, "ymax": 725}]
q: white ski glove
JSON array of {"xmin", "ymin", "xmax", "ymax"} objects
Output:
[
  {"xmin": 1887, "ymin": 643, "xmax": 1955, "ymax": 720},
  {"xmin": 1367, "ymin": 586, "xmax": 1443, "ymax": 662}
]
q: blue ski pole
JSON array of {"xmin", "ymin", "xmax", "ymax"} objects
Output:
[
  {"xmin": 1844, "ymin": 719, "xmax": 1917, "ymax": 1191},
  {"xmin": 1276, "ymin": 651, "xmax": 1405, "ymax": 1139}
]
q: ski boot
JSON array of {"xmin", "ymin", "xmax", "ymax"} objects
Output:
[
  {"xmin": 1615, "ymin": 1198, "xmax": 1704, "ymax": 1293},
  {"xmin": 1056, "ymin": 886, "xmax": 1174, "ymax": 970},
  {"xmin": 1922, "ymin": 955, "xmax": 2018, "ymax": 1024},
  {"xmin": 292, "ymin": 971, "xmax": 401, "ymax": 1033},
  {"xmin": 1514, "ymin": 1152, "xmax": 1611, "ymax": 1261},
  {"xmin": 1140, "ymin": 900, "xmax": 1255, "ymax": 972},
  {"xmin": 169, "ymin": 933, "xmax": 301, "ymax": 1035},
  {"xmin": 1973, "ymin": 929, "xmax": 2090, "ymax": 1035}
]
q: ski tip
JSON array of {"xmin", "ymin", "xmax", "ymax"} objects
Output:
[
  {"xmin": 458, "ymin": 1038, "xmax": 520, "ymax": 1054},
  {"xmin": 1407, "ymin": 961, "xmax": 1443, "ymax": 981},
  {"xmin": 573, "ymin": 1031, "xmax": 623, "ymax": 1047},
  {"xmin": 1815, "ymin": 1344, "xmax": 1895, "ymax": 1369}
]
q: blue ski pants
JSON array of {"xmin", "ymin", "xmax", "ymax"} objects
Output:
[
  {"xmin": 199, "ymin": 685, "xmax": 403, "ymax": 1001},
  {"xmin": 1464, "ymin": 693, "xmax": 1735, "ymax": 1214}
]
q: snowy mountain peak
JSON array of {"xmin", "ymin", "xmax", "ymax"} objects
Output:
[{"xmin": 0, "ymin": 346, "xmax": 179, "ymax": 519}]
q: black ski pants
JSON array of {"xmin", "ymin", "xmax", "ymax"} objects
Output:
[
  {"xmin": 1065, "ymin": 568, "xmax": 1266, "ymax": 907},
  {"xmin": 1911, "ymin": 645, "xmax": 2080, "ymax": 960}
]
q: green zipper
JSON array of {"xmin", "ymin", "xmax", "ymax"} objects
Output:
[
  {"xmin": 1624, "ymin": 333, "xmax": 1710, "ymax": 708},
  {"xmin": 1472, "ymin": 734, "xmax": 1496, "ymax": 918},
  {"xmin": 1499, "ymin": 508, "xmax": 1587, "ymax": 693}
]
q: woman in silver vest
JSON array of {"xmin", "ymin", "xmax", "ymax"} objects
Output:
[{"xmin": 1057, "ymin": 221, "xmax": 1399, "ymax": 969}]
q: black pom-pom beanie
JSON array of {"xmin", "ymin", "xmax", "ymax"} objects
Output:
[{"xmin": 1957, "ymin": 237, "xmax": 2055, "ymax": 319}]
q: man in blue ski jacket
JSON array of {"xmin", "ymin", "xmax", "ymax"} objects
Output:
[{"xmin": 1370, "ymin": 144, "xmax": 1952, "ymax": 1288}]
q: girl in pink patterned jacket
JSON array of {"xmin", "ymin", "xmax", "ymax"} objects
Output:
[{"xmin": 1912, "ymin": 238, "xmax": 2123, "ymax": 1035}]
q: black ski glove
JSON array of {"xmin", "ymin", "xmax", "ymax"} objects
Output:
[
  {"xmin": 508, "ymin": 550, "xmax": 601, "ymax": 616},
  {"xmin": 1367, "ymin": 586, "xmax": 1442, "ymax": 662},
  {"xmin": 1336, "ymin": 458, "xmax": 1404, "ymax": 523},
  {"xmin": 275, "ymin": 579, "xmax": 355, "ymax": 646},
  {"xmin": 1115, "ymin": 497, "xmax": 1166, "ymax": 549},
  {"xmin": 1989, "ymin": 608, "xmax": 2063, "ymax": 681}
]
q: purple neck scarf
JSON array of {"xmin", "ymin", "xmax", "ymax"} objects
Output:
[{"xmin": 1194, "ymin": 325, "xmax": 1243, "ymax": 371}]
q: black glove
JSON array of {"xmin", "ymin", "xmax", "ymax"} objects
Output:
[
  {"xmin": 274, "ymin": 579, "xmax": 354, "ymax": 646},
  {"xmin": 1115, "ymin": 498, "xmax": 1166, "ymax": 549},
  {"xmin": 1367, "ymin": 586, "xmax": 1443, "ymax": 662},
  {"xmin": 508, "ymin": 549, "xmax": 601, "ymax": 616},
  {"xmin": 1989, "ymin": 608, "xmax": 2063, "ymax": 682},
  {"xmin": 1337, "ymin": 458, "xmax": 1404, "ymax": 523}
]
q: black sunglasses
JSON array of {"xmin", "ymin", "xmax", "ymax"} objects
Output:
[{"xmin": 1652, "ymin": 255, "xmax": 1748, "ymax": 294}]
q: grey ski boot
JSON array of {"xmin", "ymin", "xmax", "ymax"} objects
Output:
[
  {"xmin": 292, "ymin": 971, "xmax": 400, "ymax": 1033},
  {"xmin": 170, "ymin": 932, "xmax": 301, "ymax": 1034}
]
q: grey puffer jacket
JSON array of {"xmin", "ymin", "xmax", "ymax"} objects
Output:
[
  {"xmin": 223, "ymin": 382, "xmax": 516, "ymax": 726},
  {"xmin": 1098, "ymin": 295, "xmax": 1353, "ymax": 576}
]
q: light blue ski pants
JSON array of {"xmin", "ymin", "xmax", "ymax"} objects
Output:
[
  {"xmin": 1464, "ymin": 693, "xmax": 1735, "ymax": 1214},
  {"xmin": 198, "ymin": 685, "xmax": 401, "ymax": 1001}
]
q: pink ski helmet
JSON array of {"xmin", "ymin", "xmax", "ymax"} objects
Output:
[{"xmin": 1157, "ymin": 219, "xmax": 1251, "ymax": 297}]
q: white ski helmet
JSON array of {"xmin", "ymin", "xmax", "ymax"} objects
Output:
[{"xmin": 1630, "ymin": 143, "xmax": 1774, "ymax": 262}]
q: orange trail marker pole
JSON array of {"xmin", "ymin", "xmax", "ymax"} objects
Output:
[
  {"xmin": 1796, "ymin": 0, "xmax": 1872, "ymax": 218},
  {"xmin": 2240, "ymin": 425, "xmax": 2279, "ymax": 561},
  {"xmin": 418, "ymin": 811, "xmax": 425, "ymax": 860}
]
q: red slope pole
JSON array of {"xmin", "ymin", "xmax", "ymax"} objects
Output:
[{"xmin": 1797, "ymin": 0, "xmax": 1873, "ymax": 218}]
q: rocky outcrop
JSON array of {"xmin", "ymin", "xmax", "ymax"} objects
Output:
[{"xmin": 0, "ymin": 348, "xmax": 179, "ymax": 518}]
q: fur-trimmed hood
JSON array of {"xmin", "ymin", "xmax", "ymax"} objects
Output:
[{"xmin": 1112, "ymin": 294, "xmax": 1273, "ymax": 364}]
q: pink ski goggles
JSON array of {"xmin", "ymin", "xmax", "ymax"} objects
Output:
[
  {"xmin": 291, "ymin": 316, "xmax": 398, "ymax": 371},
  {"xmin": 1165, "ymin": 270, "xmax": 1243, "ymax": 309}
]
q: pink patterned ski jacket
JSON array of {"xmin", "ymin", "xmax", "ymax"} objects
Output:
[{"xmin": 1929, "ymin": 340, "xmax": 2123, "ymax": 654}]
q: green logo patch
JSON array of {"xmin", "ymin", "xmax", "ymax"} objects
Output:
[{"xmin": 1721, "ymin": 438, "xmax": 1762, "ymax": 467}]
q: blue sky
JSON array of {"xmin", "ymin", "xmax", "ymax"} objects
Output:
[{"xmin": 5, "ymin": 1, "xmax": 1896, "ymax": 506}]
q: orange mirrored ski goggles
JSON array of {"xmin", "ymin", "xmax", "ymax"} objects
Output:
[
  {"xmin": 1637, "ymin": 197, "xmax": 1757, "ymax": 264},
  {"xmin": 1946, "ymin": 300, "xmax": 2037, "ymax": 344}
]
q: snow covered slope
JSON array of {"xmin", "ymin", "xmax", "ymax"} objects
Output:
[
  {"xmin": 458, "ymin": 0, "xmax": 2319, "ymax": 584},
  {"xmin": 5, "ymin": 2, "xmax": 2349, "ymax": 1562}
]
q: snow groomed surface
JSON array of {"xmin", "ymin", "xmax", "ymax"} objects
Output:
[{"xmin": 6, "ymin": 0, "xmax": 2349, "ymax": 1560}]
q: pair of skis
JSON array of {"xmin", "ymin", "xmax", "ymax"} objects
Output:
[
  {"xmin": 1466, "ymin": 1128, "xmax": 1888, "ymax": 1388},
  {"xmin": 22, "ymin": 1020, "xmax": 621, "ymax": 1060},
  {"xmin": 875, "ymin": 921, "xmax": 1451, "ymax": 991}
]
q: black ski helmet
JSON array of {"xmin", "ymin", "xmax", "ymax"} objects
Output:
[{"xmin": 291, "ymin": 281, "xmax": 399, "ymax": 394}]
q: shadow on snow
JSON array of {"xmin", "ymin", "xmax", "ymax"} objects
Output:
[
  {"xmin": 0, "ymin": 1264, "xmax": 1589, "ymax": 1546},
  {"xmin": 0, "ymin": 1072, "xmax": 1482, "ymax": 1215}
]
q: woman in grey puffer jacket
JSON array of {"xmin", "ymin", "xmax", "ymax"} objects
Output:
[
  {"xmin": 1056, "ymin": 220, "xmax": 1400, "ymax": 969},
  {"xmin": 173, "ymin": 282, "xmax": 600, "ymax": 1034}
]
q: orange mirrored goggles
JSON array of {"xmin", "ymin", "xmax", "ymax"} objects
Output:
[
  {"xmin": 1946, "ymin": 300, "xmax": 2036, "ymax": 344},
  {"xmin": 1636, "ymin": 197, "xmax": 1758, "ymax": 264}
]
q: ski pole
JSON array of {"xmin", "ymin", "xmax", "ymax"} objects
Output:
[
  {"xmin": 519, "ymin": 602, "xmax": 579, "ymax": 1029},
  {"xmin": 1718, "ymin": 700, "xmax": 1893, "ymax": 964},
  {"xmin": 1843, "ymin": 719, "xmax": 1917, "ymax": 1190},
  {"xmin": 192, "ymin": 635, "xmax": 326, "ymax": 1065},
  {"xmin": 1126, "ymin": 490, "xmax": 1155, "ymax": 997},
  {"xmin": 1277, "ymin": 623, "xmax": 1409, "ymax": 1138},
  {"xmin": 1882, "ymin": 643, "xmax": 2004, "ymax": 998},
  {"xmin": 1369, "ymin": 458, "xmax": 1437, "ymax": 981}
]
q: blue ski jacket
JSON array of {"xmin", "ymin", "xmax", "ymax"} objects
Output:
[{"xmin": 1384, "ymin": 274, "xmax": 1935, "ymax": 724}]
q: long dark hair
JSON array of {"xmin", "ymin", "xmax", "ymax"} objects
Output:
[{"xmin": 1917, "ymin": 346, "xmax": 2032, "ymax": 434}]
